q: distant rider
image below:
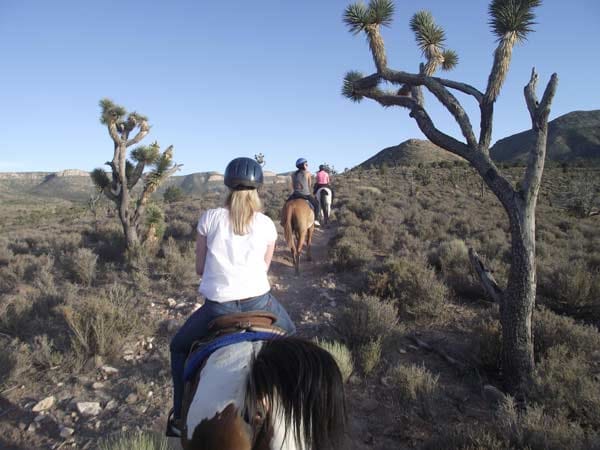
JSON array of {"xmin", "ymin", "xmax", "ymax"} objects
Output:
[
  {"xmin": 284, "ymin": 158, "xmax": 320, "ymax": 226},
  {"xmin": 313, "ymin": 164, "xmax": 334, "ymax": 203}
]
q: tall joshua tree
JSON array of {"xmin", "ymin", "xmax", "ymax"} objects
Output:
[
  {"xmin": 342, "ymin": 0, "xmax": 558, "ymax": 395},
  {"xmin": 91, "ymin": 99, "xmax": 181, "ymax": 250}
]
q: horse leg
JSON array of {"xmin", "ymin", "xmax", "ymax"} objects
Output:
[{"xmin": 306, "ymin": 226, "xmax": 313, "ymax": 262}]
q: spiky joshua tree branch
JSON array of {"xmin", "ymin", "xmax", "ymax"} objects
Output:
[
  {"xmin": 342, "ymin": 0, "xmax": 558, "ymax": 395},
  {"xmin": 91, "ymin": 99, "xmax": 182, "ymax": 249}
]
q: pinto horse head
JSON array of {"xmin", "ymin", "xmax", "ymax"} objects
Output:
[{"xmin": 183, "ymin": 338, "xmax": 346, "ymax": 450}]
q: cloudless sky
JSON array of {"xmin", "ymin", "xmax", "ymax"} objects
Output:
[{"xmin": 1, "ymin": 0, "xmax": 598, "ymax": 175}]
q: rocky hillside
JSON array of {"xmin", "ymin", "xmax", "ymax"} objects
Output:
[
  {"xmin": 491, "ymin": 110, "xmax": 600, "ymax": 165},
  {"xmin": 357, "ymin": 139, "xmax": 464, "ymax": 168},
  {"xmin": 0, "ymin": 169, "xmax": 288, "ymax": 203}
]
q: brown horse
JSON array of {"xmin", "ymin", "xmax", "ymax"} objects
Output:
[{"xmin": 281, "ymin": 199, "xmax": 315, "ymax": 275}]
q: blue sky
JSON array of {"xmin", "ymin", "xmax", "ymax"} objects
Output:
[{"xmin": 1, "ymin": 0, "xmax": 598, "ymax": 175}]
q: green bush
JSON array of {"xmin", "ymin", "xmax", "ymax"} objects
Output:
[
  {"xmin": 330, "ymin": 229, "xmax": 374, "ymax": 271},
  {"xmin": 429, "ymin": 238, "xmax": 481, "ymax": 298},
  {"xmin": 61, "ymin": 284, "xmax": 141, "ymax": 363},
  {"xmin": 65, "ymin": 248, "xmax": 98, "ymax": 286},
  {"xmin": 529, "ymin": 345, "xmax": 600, "ymax": 428},
  {"xmin": 99, "ymin": 431, "xmax": 169, "ymax": 450},
  {"xmin": 356, "ymin": 337, "xmax": 382, "ymax": 376},
  {"xmin": 497, "ymin": 394, "xmax": 598, "ymax": 450},
  {"xmin": 367, "ymin": 256, "xmax": 448, "ymax": 319},
  {"xmin": 473, "ymin": 314, "xmax": 502, "ymax": 373},
  {"xmin": 533, "ymin": 306, "xmax": 600, "ymax": 360},
  {"xmin": 162, "ymin": 238, "xmax": 196, "ymax": 289},
  {"xmin": 163, "ymin": 185, "xmax": 185, "ymax": 204},
  {"xmin": 165, "ymin": 219, "xmax": 193, "ymax": 239},
  {"xmin": 335, "ymin": 294, "xmax": 398, "ymax": 348},
  {"xmin": 540, "ymin": 259, "xmax": 600, "ymax": 321},
  {"xmin": 387, "ymin": 363, "xmax": 439, "ymax": 418},
  {"xmin": 314, "ymin": 339, "xmax": 354, "ymax": 383}
]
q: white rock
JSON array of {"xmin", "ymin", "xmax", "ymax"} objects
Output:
[
  {"xmin": 92, "ymin": 382, "xmax": 104, "ymax": 390},
  {"xmin": 60, "ymin": 426, "xmax": 75, "ymax": 438},
  {"xmin": 105, "ymin": 400, "xmax": 118, "ymax": 411},
  {"xmin": 32, "ymin": 396, "xmax": 55, "ymax": 412},
  {"xmin": 166, "ymin": 298, "xmax": 177, "ymax": 308},
  {"xmin": 76, "ymin": 402, "xmax": 102, "ymax": 416},
  {"xmin": 125, "ymin": 393, "xmax": 138, "ymax": 404},
  {"xmin": 100, "ymin": 365, "xmax": 119, "ymax": 375}
]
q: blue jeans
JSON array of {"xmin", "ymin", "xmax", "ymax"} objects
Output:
[{"xmin": 169, "ymin": 291, "xmax": 295, "ymax": 418}]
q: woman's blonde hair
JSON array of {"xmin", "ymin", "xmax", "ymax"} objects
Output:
[{"xmin": 226, "ymin": 189, "xmax": 262, "ymax": 235}]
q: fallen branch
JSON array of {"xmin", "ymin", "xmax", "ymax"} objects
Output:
[
  {"xmin": 468, "ymin": 248, "xmax": 503, "ymax": 303},
  {"xmin": 407, "ymin": 335, "xmax": 470, "ymax": 371}
]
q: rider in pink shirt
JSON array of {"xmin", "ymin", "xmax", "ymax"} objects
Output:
[{"xmin": 313, "ymin": 165, "xmax": 334, "ymax": 201}]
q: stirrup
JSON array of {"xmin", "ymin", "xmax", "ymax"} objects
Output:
[{"xmin": 165, "ymin": 408, "xmax": 182, "ymax": 438}]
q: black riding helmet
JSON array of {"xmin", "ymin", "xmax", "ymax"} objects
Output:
[{"xmin": 224, "ymin": 157, "xmax": 264, "ymax": 190}]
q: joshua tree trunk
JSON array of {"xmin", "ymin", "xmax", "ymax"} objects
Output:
[{"xmin": 501, "ymin": 201, "xmax": 536, "ymax": 391}]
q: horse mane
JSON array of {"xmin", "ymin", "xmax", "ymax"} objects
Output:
[{"xmin": 245, "ymin": 338, "xmax": 346, "ymax": 449}]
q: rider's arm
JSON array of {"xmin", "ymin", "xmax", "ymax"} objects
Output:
[
  {"xmin": 306, "ymin": 171, "xmax": 313, "ymax": 191},
  {"xmin": 196, "ymin": 233, "xmax": 207, "ymax": 276},
  {"xmin": 264, "ymin": 242, "xmax": 275, "ymax": 270}
]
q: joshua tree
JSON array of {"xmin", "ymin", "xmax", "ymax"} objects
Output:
[
  {"xmin": 342, "ymin": 0, "xmax": 558, "ymax": 395},
  {"xmin": 91, "ymin": 99, "xmax": 182, "ymax": 250},
  {"xmin": 254, "ymin": 152, "xmax": 266, "ymax": 167}
]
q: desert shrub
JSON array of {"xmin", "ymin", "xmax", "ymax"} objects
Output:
[
  {"xmin": 356, "ymin": 337, "xmax": 382, "ymax": 376},
  {"xmin": 367, "ymin": 256, "xmax": 447, "ymax": 319},
  {"xmin": 540, "ymin": 259, "xmax": 600, "ymax": 319},
  {"xmin": 126, "ymin": 244, "xmax": 151, "ymax": 292},
  {"xmin": 473, "ymin": 313, "xmax": 502, "ymax": 373},
  {"xmin": 0, "ymin": 339, "xmax": 32, "ymax": 387},
  {"xmin": 31, "ymin": 334, "xmax": 65, "ymax": 370},
  {"xmin": 162, "ymin": 238, "xmax": 196, "ymax": 289},
  {"xmin": 335, "ymin": 207, "xmax": 362, "ymax": 228},
  {"xmin": 0, "ymin": 266, "xmax": 18, "ymax": 294},
  {"xmin": 90, "ymin": 222, "xmax": 127, "ymax": 262},
  {"xmin": 387, "ymin": 363, "xmax": 439, "ymax": 418},
  {"xmin": 163, "ymin": 185, "xmax": 185, "ymax": 204},
  {"xmin": 0, "ymin": 241, "xmax": 13, "ymax": 266},
  {"xmin": 165, "ymin": 219, "xmax": 193, "ymax": 239},
  {"xmin": 314, "ymin": 339, "xmax": 354, "ymax": 383},
  {"xmin": 65, "ymin": 248, "xmax": 98, "ymax": 286},
  {"xmin": 429, "ymin": 239, "xmax": 481, "ymax": 299},
  {"xmin": 330, "ymin": 230, "xmax": 374, "ymax": 272},
  {"xmin": 391, "ymin": 230, "xmax": 424, "ymax": 257},
  {"xmin": 422, "ymin": 427, "xmax": 506, "ymax": 450},
  {"xmin": 99, "ymin": 431, "xmax": 169, "ymax": 450},
  {"xmin": 533, "ymin": 306, "xmax": 600, "ymax": 359},
  {"xmin": 61, "ymin": 284, "xmax": 141, "ymax": 363},
  {"xmin": 51, "ymin": 232, "xmax": 83, "ymax": 255},
  {"xmin": 335, "ymin": 294, "xmax": 398, "ymax": 348},
  {"xmin": 495, "ymin": 395, "xmax": 597, "ymax": 450},
  {"xmin": 344, "ymin": 195, "xmax": 381, "ymax": 221},
  {"xmin": 144, "ymin": 204, "xmax": 166, "ymax": 248},
  {"xmin": 528, "ymin": 345, "xmax": 600, "ymax": 428}
]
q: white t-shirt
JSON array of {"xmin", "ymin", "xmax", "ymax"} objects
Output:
[{"xmin": 197, "ymin": 207, "xmax": 277, "ymax": 302}]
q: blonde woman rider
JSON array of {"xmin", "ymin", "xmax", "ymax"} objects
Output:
[{"xmin": 167, "ymin": 157, "xmax": 296, "ymax": 437}]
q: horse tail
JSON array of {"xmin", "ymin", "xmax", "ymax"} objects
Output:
[
  {"xmin": 283, "ymin": 202, "xmax": 294, "ymax": 250},
  {"xmin": 319, "ymin": 189, "xmax": 327, "ymax": 207}
]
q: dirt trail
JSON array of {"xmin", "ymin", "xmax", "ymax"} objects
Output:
[{"xmin": 269, "ymin": 224, "xmax": 339, "ymax": 337}]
